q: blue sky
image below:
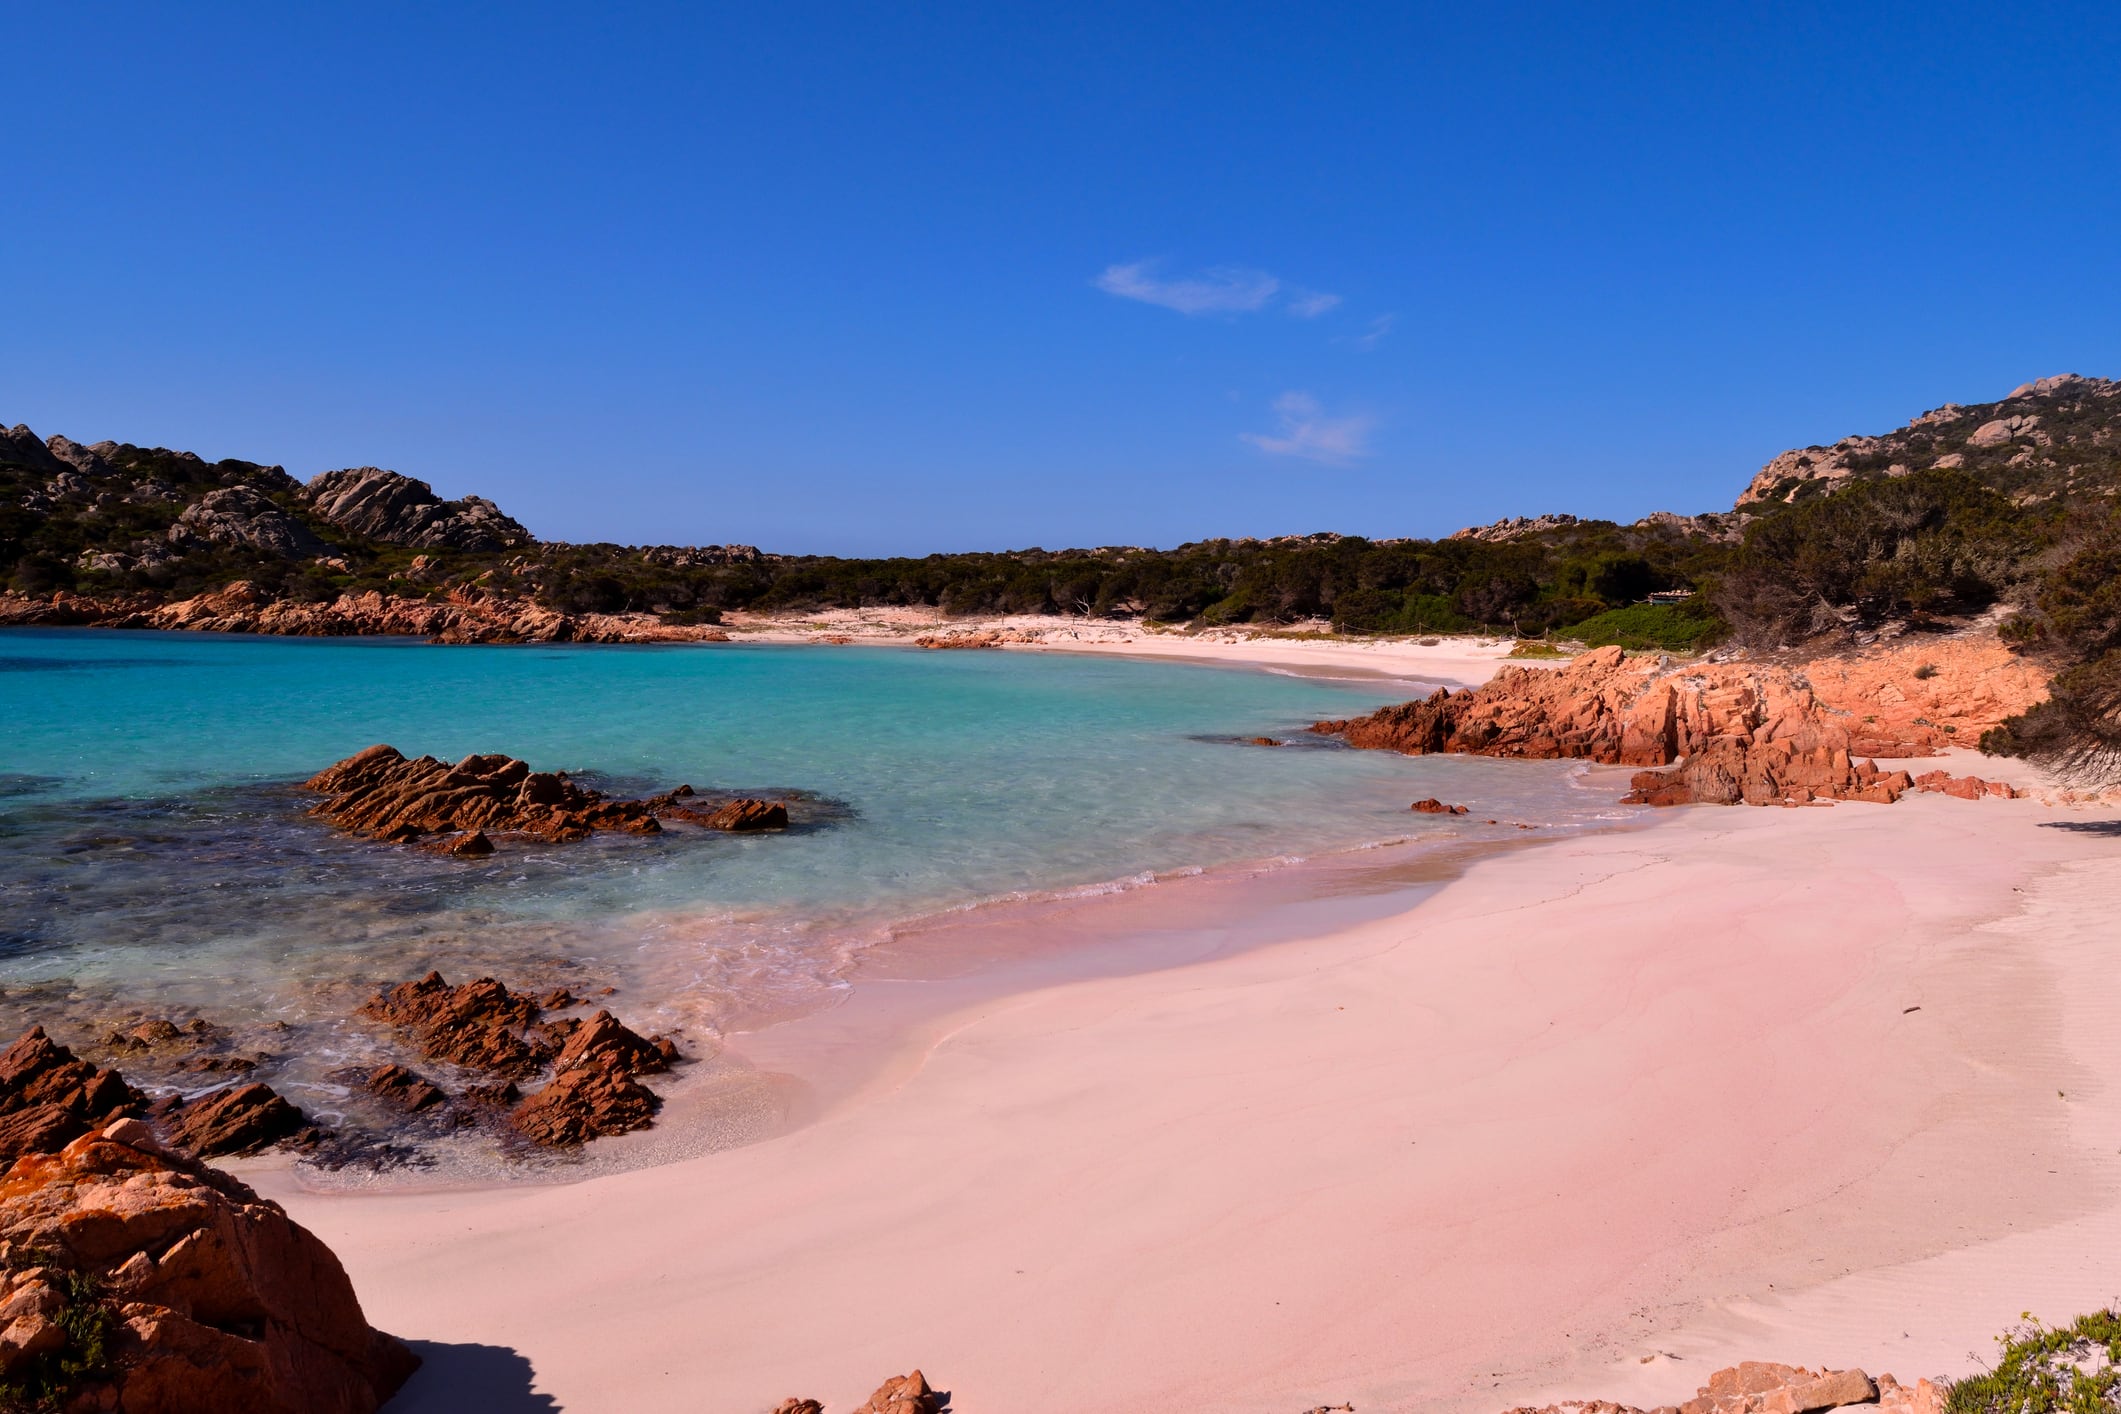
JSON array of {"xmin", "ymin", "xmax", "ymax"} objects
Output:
[{"xmin": 7, "ymin": 3, "xmax": 2119, "ymax": 554}]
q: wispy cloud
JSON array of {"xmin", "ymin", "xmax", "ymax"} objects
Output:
[
  {"xmin": 1339, "ymin": 313, "xmax": 1395, "ymax": 351},
  {"xmin": 1287, "ymin": 289, "xmax": 1343, "ymax": 318},
  {"xmin": 1241, "ymin": 391, "xmax": 1375, "ymax": 464},
  {"xmin": 1093, "ymin": 261, "xmax": 1281, "ymax": 316}
]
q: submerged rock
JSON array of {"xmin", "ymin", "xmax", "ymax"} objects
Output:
[
  {"xmin": 1411, "ymin": 798, "xmax": 1469, "ymax": 815},
  {"xmin": 0, "ymin": 1119, "xmax": 417, "ymax": 1413},
  {"xmin": 670, "ymin": 797, "xmax": 790, "ymax": 831}
]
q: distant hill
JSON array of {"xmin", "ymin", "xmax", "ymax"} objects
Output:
[{"xmin": 1733, "ymin": 373, "xmax": 2121, "ymax": 512}]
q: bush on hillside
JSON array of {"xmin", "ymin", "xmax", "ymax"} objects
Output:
[
  {"xmin": 1714, "ymin": 469, "xmax": 2042, "ymax": 647},
  {"xmin": 1561, "ymin": 602, "xmax": 1721, "ymax": 652}
]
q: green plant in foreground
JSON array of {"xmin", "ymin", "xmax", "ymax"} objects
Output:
[
  {"xmin": 0, "ymin": 1272, "xmax": 116, "ymax": 1413},
  {"xmin": 1945, "ymin": 1308, "xmax": 2121, "ymax": 1413}
]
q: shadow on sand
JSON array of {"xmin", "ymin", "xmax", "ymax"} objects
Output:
[
  {"xmin": 387, "ymin": 1342, "xmax": 561, "ymax": 1412},
  {"xmin": 2037, "ymin": 818, "xmax": 2121, "ymax": 837}
]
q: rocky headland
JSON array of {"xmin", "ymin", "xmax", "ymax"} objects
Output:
[{"xmin": 1312, "ymin": 640, "xmax": 2041, "ymax": 807}]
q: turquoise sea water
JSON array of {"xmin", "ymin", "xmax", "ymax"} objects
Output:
[{"xmin": 0, "ymin": 629, "xmax": 1626, "ymax": 1160}]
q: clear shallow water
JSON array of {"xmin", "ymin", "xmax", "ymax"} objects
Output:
[{"xmin": 0, "ymin": 628, "xmax": 1630, "ymax": 1167}]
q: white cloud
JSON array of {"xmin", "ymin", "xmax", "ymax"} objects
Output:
[
  {"xmin": 1094, "ymin": 261, "xmax": 1281, "ymax": 316},
  {"xmin": 1287, "ymin": 289, "xmax": 1343, "ymax": 318},
  {"xmin": 1241, "ymin": 391, "xmax": 1375, "ymax": 464},
  {"xmin": 1339, "ymin": 313, "xmax": 1394, "ymax": 350}
]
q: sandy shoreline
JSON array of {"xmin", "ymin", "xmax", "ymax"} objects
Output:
[
  {"xmin": 257, "ymin": 708, "xmax": 2121, "ymax": 1413},
  {"xmin": 723, "ymin": 606, "xmax": 1523, "ymax": 688}
]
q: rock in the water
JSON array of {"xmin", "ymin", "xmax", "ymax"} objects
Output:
[
  {"xmin": 304, "ymin": 744, "xmax": 665, "ymax": 845},
  {"xmin": 357, "ymin": 972, "xmax": 557, "ymax": 1078},
  {"xmin": 151, "ymin": 1082, "xmax": 310, "ymax": 1158},
  {"xmin": 507, "ymin": 1009, "xmax": 676, "ymax": 1147},
  {"xmin": 508, "ymin": 1060, "xmax": 660, "ymax": 1146},
  {"xmin": 363, "ymin": 1064, "xmax": 447, "ymax": 1114},
  {"xmin": 1411, "ymin": 798, "xmax": 1469, "ymax": 814},
  {"xmin": 0, "ymin": 1027, "xmax": 143, "ymax": 1163},
  {"xmin": 302, "ymin": 466, "xmax": 533, "ymax": 551},
  {"xmin": 356, "ymin": 976, "xmax": 681, "ymax": 1148},
  {"xmin": 671, "ymin": 797, "xmax": 790, "ymax": 831},
  {"xmin": 0, "ymin": 1120, "xmax": 417, "ymax": 1413}
]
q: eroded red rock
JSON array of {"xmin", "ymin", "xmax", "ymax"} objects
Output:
[
  {"xmin": 0, "ymin": 1027, "xmax": 144, "ymax": 1163},
  {"xmin": 676, "ymin": 798, "xmax": 790, "ymax": 831},
  {"xmin": 0, "ymin": 1120, "xmax": 416, "ymax": 1412},
  {"xmin": 1411, "ymin": 798, "xmax": 1470, "ymax": 814},
  {"xmin": 357, "ymin": 975, "xmax": 680, "ymax": 1147},
  {"xmin": 1502, "ymin": 1360, "xmax": 1942, "ymax": 1414},
  {"xmin": 364, "ymin": 1064, "xmax": 447, "ymax": 1114},
  {"xmin": 357, "ymin": 972, "xmax": 558, "ymax": 1078},
  {"xmin": 1316, "ymin": 645, "xmax": 2026, "ymax": 809},
  {"xmin": 150, "ymin": 1082, "xmax": 311, "ymax": 1158},
  {"xmin": 508, "ymin": 1061, "xmax": 660, "ymax": 1146},
  {"xmin": 853, "ymin": 1369, "xmax": 947, "ymax": 1414},
  {"xmin": 305, "ymin": 745, "xmax": 666, "ymax": 846}
]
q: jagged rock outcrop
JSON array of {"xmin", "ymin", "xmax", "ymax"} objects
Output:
[
  {"xmin": 0, "ymin": 1028, "xmax": 144, "ymax": 1164},
  {"xmin": 167, "ymin": 486, "xmax": 327, "ymax": 558},
  {"xmin": 1501, "ymin": 1359, "xmax": 1942, "ymax": 1414},
  {"xmin": 1411, "ymin": 798, "xmax": 1469, "ymax": 814},
  {"xmin": 1450, "ymin": 513, "xmax": 1585, "ymax": 543},
  {"xmin": 1313, "ymin": 645, "xmax": 2024, "ymax": 808},
  {"xmin": 0, "ymin": 1026, "xmax": 316, "ymax": 1163},
  {"xmin": 357, "ymin": 973, "xmax": 679, "ymax": 1147},
  {"xmin": 357, "ymin": 973, "xmax": 563, "ymax": 1079},
  {"xmin": 304, "ymin": 744, "xmax": 666, "ymax": 846},
  {"xmin": 45, "ymin": 434, "xmax": 118, "ymax": 478},
  {"xmin": 852, "ymin": 1370, "xmax": 947, "ymax": 1413},
  {"xmin": 149, "ymin": 1084, "xmax": 311, "ymax": 1159},
  {"xmin": 302, "ymin": 466, "xmax": 533, "ymax": 550},
  {"xmin": 0, "ymin": 1119, "xmax": 417, "ymax": 1413},
  {"xmin": 1, "ymin": 424, "xmax": 65, "ymax": 475}
]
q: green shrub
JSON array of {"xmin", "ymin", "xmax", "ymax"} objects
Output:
[
  {"xmin": 1560, "ymin": 603, "xmax": 1722, "ymax": 652},
  {"xmin": 1946, "ymin": 1308, "xmax": 2121, "ymax": 1412},
  {"xmin": 0, "ymin": 1270, "xmax": 116, "ymax": 1412}
]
